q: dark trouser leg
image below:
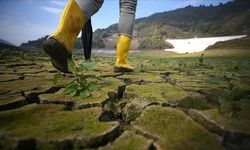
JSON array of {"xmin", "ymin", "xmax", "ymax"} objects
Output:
[{"xmin": 81, "ymin": 18, "xmax": 93, "ymax": 60}]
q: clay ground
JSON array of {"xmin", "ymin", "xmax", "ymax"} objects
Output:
[{"xmin": 0, "ymin": 49, "xmax": 250, "ymax": 150}]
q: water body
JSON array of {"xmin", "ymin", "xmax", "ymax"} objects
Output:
[{"xmin": 165, "ymin": 35, "xmax": 247, "ymax": 53}]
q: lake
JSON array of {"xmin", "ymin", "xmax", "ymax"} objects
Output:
[{"xmin": 165, "ymin": 35, "xmax": 246, "ymax": 53}]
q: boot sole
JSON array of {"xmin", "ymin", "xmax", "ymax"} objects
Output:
[
  {"xmin": 114, "ymin": 67, "xmax": 134, "ymax": 73},
  {"xmin": 43, "ymin": 38, "xmax": 71, "ymax": 73}
]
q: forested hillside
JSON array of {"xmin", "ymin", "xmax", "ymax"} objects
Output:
[{"xmin": 19, "ymin": 0, "xmax": 250, "ymax": 50}]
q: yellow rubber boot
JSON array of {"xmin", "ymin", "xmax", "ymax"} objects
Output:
[
  {"xmin": 114, "ymin": 35, "xmax": 134, "ymax": 73},
  {"xmin": 43, "ymin": 0, "xmax": 86, "ymax": 73},
  {"xmin": 50, "ymin": 0, "xmax": 86, "ymax": 52}
]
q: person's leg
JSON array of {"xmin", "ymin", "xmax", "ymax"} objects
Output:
[
  {"xmin": 114, "ymin": 0, "xmax": 137, "ymax": 73},
  {"xmin": 81, "ymin": 18, "xmax": 93, "ymax": 60},
  {"xmin": 43, "ymin": 0, "xmax": 103, "ymax": 73}
]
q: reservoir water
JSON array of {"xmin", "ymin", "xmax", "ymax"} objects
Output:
[{"xmin": 165, "ymin": 35, "xmax": 246, "ymax": 53}]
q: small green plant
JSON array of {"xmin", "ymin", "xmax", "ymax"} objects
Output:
[
  {"xmin": 53, "ymin": 59, "xmax": 102, "ymax": 98},
  {"xmin": 217, "ymin": 87, "xmax": 249, "ymax": 117},
  {"xmin": 199, "ymin": 53, "xmax": 204, "ymax": 66},
  {"xmin": 178, "ymin": 61, "xmax": 182, "ymax": 67},
  {"xmin": 140, "ymin": 63, "xmax": 144, "ymax": 72},
  {"xmin": 139, "ymin": 61, "xmax": 145, "ymax": 72},
  {"xmin": 218, "ymin": 97, "xmax": 242, "ymax": 117},
  {"xmin": 218, "ymin": 97, "xmax": 235, "ymax": 117}
]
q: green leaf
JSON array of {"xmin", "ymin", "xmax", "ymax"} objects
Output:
[
  {"xmin": 80, "ymin": 61, "xmax": 98, "ymax": 70},
  {"xmin": 80, "ymin": 90, "xmax": 90, "ymax": 98},
  {"xmin": 64, "ymin": 82, "xmax": 78, "ymax": 95},
  {"xmin": 67, "ymin": 59, "xmax": 77, "ymax": 74},
  {"xmin": 53, "ymin": 73, "xmax": 63, "ymax": 85},
  {"xmin": 88, "ymin": 82, "xmax": 97, "ymax": 91},
  {"xmin": 64, "ymin": 87, "xmax": 75, "ymax": 95},
  {"xmin": 65, "ymin": 81, "xmax": 77, "ymax": 88},
  {"xmin": 69, "ymin": 89, "xmax": 78, "ymax": 97},
  {"xmin": 79, "ymin": 75, "xmax": 87, "ymax": 85}
]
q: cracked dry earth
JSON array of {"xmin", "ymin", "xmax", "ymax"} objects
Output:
[{"xmin": 0, "ymin": 56, "xmax": 250, "ymax": 150}]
